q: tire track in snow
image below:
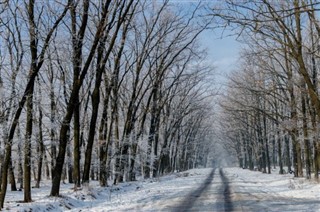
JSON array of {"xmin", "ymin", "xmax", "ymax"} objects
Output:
[
  {"xmin": 173, "ymin": 168, "xmax": 215, "ymax": 211},
  {"xmin": 219, "ymin": 168, "xmax": 233, "ymax": 211}
]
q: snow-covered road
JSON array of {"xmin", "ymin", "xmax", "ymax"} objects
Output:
[
  {"xmin": 171, "ymin": 168, "xmax": 234, "ymax": 211},
  {"xmin": 3, "ymin": 167, "xmax": 320, "ymax": 211},
  {"xmin": 102, "ymin": 168, "xmax": 225, "ymax": 211},
  {"xmin": 171, "ymin": 168, "xmax": 220, "ymax": 211},
  {"xmin": 70, "ymin": 168, "xmax": 320, "ymax": 211},
  {"xmin": 72, "ymin": 168, "xmax": 320, "ymax": 211}
]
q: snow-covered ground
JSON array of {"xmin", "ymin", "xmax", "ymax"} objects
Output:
[
  {"xmin": 2, "ymin": 167, "xmax": 320, "ymax": 211},
  {"xmin": 228, "ymin": 168, "xmax": 320, "ymax": 211}
]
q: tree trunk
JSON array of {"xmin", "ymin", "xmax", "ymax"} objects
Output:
[
  {"xmin": 256, "ymin": 110, "xmax": 266, "ymax": 173},
  {"xmin": 17, "ymin": 134, "xmax": 23, "ymax": 189},
  {"xmin": 50, "ymin": 81, "xmax": 57, "ymax": 179},
  {"xmin": 275, "ymin": 98, "xmax": 284, "ymax": 174},
  {"xmin": 73, "ymin": 95, "xmax": 80, "ymax": 187},
  {"xmin": 67, "ymin": 137, "xmax": 73, "ymax": 184},
  {"xmin": 35, "ymin": 95, "xmax": 44, "ymax": 188},
  {"xmin": 113, "ymin": 104, "xmax": 121, "ymax": 183},
  {"xmin": 50, "ymin": 88, "xmax": 79, "ymax": 196},
  {"xmin": 310, "ymin": 15, "xmax": 320, "ymax": 180},
  {"xmin": 301, "ymin": 84, "xmax": 311, "ymax": 179},
  {"xmin": 9, "ymin": 160, "xmax": 17, "ymax": 191},
  {"xmin": 272, "ymin": 136, "xmax": 276, "ymax": 169},
  {"xmin": 44, "ymin": 152, "xmax": 50, "ymax": 180},
  {"xmin": 145, "ymin": 87, "xmax": 160, "ymax": 178},
  {"xmin": 99, "ymin": 82, "xmax": 111, "ymax": 187},
  {"xmin": 263, "ymin": 109, "xmax": 271, "ymax": 174},
  {"xmin": 24, "ymin": 88, "xmax": 34, "ymax": 202},
  {"xmin": 277, "ymin": 131, "xmax": 284, "ymax": 174},
  {"xmin": 82, "ymin": 88, "xmax": 100, "ymax": 184},
  {"xmin": 152, "ymin": 112, "xmax": 161, "ymax": 178},
  {"xmin": 314, "ymin": 140, "xmax": 320, "ymax": 179},
  {"xmin": 284, "ymin": 135, "xmax": 291, "ymax": 173}
]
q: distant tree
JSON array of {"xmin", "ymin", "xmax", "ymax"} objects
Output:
[{"xmin": 212, "ymin": 0, "xmax": 320, "ymax": 179}]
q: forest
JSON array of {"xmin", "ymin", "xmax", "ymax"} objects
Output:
[
  {"xmin": 0, "ymin": 0, "xmax": 217, "ymax": 208},
  {"xmin": 1, "ymin": 0, "xmax": 320, "ymax": 210},
  {"xmin": 217, "ymin": 0, "xmax": 320, "ymax": 181}
]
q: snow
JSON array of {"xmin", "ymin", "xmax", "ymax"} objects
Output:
[
  {"xmin": 228, "ymin": 168, "xmax": 320, "ymax": 211},
  {"xmin": 3, "ymin": 167, "xmax": 320, "ymax": 211}
]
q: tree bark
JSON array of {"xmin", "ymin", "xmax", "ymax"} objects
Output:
[
  {"xmin": 35, "ymin": 88, "xmax": 44, "ymax": 188},
  {"xmin": 9, "ymin": 160, "xmax": 17, "ymax": 191},
  {"xmin": 301, "ymin": 85, "xmax": 311, "ymax": 179},
  {"xmin": 73, "ymin": 94, "xmax": 80, "ymax": 187}
]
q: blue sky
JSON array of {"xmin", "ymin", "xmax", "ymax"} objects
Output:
[
  {"xmin": 168, "ymin": 0, "xmax": 242, "ymax": 84},
  {"xmin": 200, "ymin": 29, "xmax": 242, "ymax": 84},
  {"xmin": 168, "ymin": 0, "xmax": 242, "ymax": 76}
]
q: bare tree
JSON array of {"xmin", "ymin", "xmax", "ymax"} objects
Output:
[
  {"xmin": 49, "ymin": 0, "xmax": 131, "ymax": 196},
  {"xmin": 0, "ymin": 0, "xmax": 70, "ymax": 207}
]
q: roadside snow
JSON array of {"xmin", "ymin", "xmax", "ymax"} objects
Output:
[
  {"xmin": 2, "ymin": 167, "xmax": 320, "ymax": 211},
  {"xmin": 225, "ymin": 167, "xmax": 320, "ymax": 211}
]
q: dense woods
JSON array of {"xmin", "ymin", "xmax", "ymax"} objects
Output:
[
  {"xmin": 2, "ymin": 0, "xmax": 320, "ymax": 209},
  {"xmin": 0, "ymin": 0, "xmax": 216, "ymax": 208},
  {"xmin": 215, "ymin": 0, "xmax": 320, "ymax": 180}
]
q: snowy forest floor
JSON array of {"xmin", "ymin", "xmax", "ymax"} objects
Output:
[{"xmin": 2, "ymin": 167, "xmax": 320, "ymax": 211}]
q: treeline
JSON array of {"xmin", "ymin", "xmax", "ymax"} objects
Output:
[
  {"xmin": 215, "ymin": 1, "xmax": 320, "ymax": 179},
  {"xmin": 0, "ymin": 0, "xmax": 215, "ymax": 208}
]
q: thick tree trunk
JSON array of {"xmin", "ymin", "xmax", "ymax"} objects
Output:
[
  {"xmin": 50, "ymin": 88, "xmax": 79, "ymax": 196},
  {"xmin": 159, "ymin": 131, "xmax": 174, "ymax": 175},
  {"xmin": 44, "ymin": 152, "xmax": 50, "ymax": 180},
  {"xmin": 113, "ymin": 105, "xmax": 120, "ymax": 183},
  {"xmin": 256, "ymin": 111, "xmax": 266, "ymax": 173},
  {"xmin": 284, "ymin": 135, "xmax": 291, "ymax": 173},
  {"xmin": 9, "ymin": 160, "xmax": 17, "ymax": 191},
  {"xmin": 301, "ymin": 85, "xmax": 311, "ymax": 179},
  {"xmin": 310, "ymin": 18, "xmax": 320, "ymax": 180},
  {"xmin": 82, "ymin": 88, "xmax": 100, "ymax": 184},
  {"xmin": 73, "ymin": 96, "xmax": 80, "ymax": 187},
  {"xmin": 35, "ymin": 99, "xmax": 44, "ymax": 188},
  {"xmin": 0, "ymin": 142, "xmax": 12, "ymax": 208},
  {"xmin": 0, "ymin": 162, "xmax": 2, "ymax": 192},
  {"xmin": 247, "ymin": 138, "xmax": 254, "ymax": 170},
  {"xmin": 277, "ymin": 130, "xmax": 284, "ymax": 174},
  {"xmin": 275, "ymin": 98, "xmax": 284, "ymax": 174},
  {"xmin": 24, "ymin": 86, "xmax": 34, "ymax": 203},
  {"xmin": 314, "ymin": 141, "xmax": 320, "ymax": 179},
  {"xmin": 67, "ymin": 137, "xmax": 73, "ymax": 184},
  {"xmin": 145, "ymin": 87, "xmax": 160, "ymax": 178},
  {"xmin": 15, "ymin": 126, "xmax": 23, "ymax": 190},
  {"xmin": 99, "ymin": 139, "xmax": 109, "ymax": 186},
  {"xmin": 99, "ymin": 83, "xmax": 110, "ymax": 186},
  {"xmin": 152, "ymin": 113, "xmax": 161, "ymax": 178},
  {"xmin": 23, "ymin": 0, "xmax": 38, "ymax": 202},
  {"xmin": 272, "ymin": 136, "xmax": 276, "ymax": 169},
  {"xmin": 263, "ymin": 110, "xmax": 271, "ymax": 174}
]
